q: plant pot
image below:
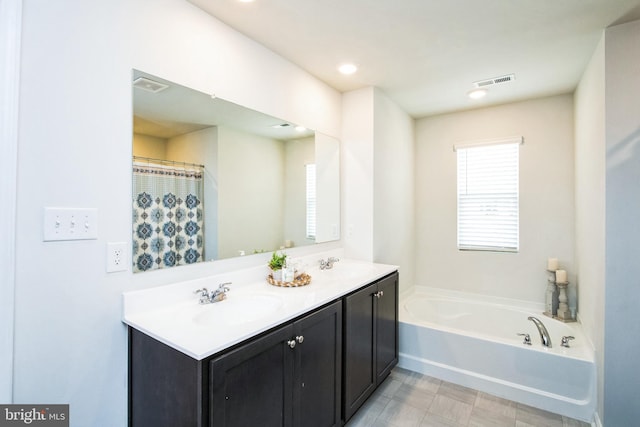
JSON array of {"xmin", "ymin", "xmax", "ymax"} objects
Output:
[{"xmin": 271, "ymin": 268, "xmax": 283, "ymax": 281}]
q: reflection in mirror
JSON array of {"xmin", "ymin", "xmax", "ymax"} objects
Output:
[{"xmin": 132, "ymin": 70, "xmax": 340, "ymax": 273}]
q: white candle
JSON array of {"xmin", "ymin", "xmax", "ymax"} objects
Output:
[
  {"xmin": 556, "ymin": 269, "xmax": 567, "ymax": 283},
  {"xmin": 547, "ymin": 257, "xmax": 559, "ymax": 271}
]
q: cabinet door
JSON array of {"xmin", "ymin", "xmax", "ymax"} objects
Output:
[
  {"xmin": 130, "ymin": 328, "xmax": 204, "ymax": 427},
  {"xmin": 343, "ymin": 283, "xmax": 376, "ymax": 422},
  {"xmin": 209, "ymin": 324, "xmax": 294, "ymax": 427},
  {"xmin": 293, "ymin": 301, "xmax": 342, "ymax": 427},
  {"xmin": 375, "ymin": 273, "xmax": 399, "ymax": 383}
]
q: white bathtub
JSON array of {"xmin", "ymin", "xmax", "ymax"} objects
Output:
[{"xmin": 398, "ymin": 287, "xmax": 596, "ymax": 422}]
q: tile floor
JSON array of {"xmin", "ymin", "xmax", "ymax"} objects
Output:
[{"xmin": 345, "ymin": 367, "xmax": 591, "ymax": 427}]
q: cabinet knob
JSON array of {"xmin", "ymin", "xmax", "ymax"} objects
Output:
[
  {"xmin": 373, "ymin": 290, "xmax": 384, "ymax": 298},
  {"xmin": 296, "ymin": 335, "xmax": 304, "ymax": 344},
  {"xmin": 287, "ymin": 339, "xmax": 296, "ymax": 349}
]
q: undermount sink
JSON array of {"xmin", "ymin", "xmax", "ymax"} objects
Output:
[{"xmin": 192, "ymin": 294, "xmax": 284, "ymax": 326}]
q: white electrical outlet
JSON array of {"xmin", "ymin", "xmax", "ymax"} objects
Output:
[
  {"xmin": 43, "ymin": 207, "xmax": 98, "ymax": 241},
  {"xmin": 107, "ymin": 242, "xmax": 128, "ymax": 273}
]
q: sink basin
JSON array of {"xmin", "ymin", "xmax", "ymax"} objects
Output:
[{"xmin": 192, "ymin": 294, "xmax": 283, "ymax": 326}]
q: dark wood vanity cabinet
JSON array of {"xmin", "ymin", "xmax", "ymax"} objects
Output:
[
  {"xmin": 130, "ymin": 300, "xmax": 342, "ymax": 427},
  {"xmin": 129, "ymin": 271, "xmax": 397, "ymax": 427},
  {"xmin": 209, "ymin": 325, "xmax": 294, "ymax": 427},
  {"xmin": 343, "ymin": 272, "xmax": 399, "ymax": 422},
  {"xmin": 209, "ymin": 300, "xmax": 342, "ymax": 427}
]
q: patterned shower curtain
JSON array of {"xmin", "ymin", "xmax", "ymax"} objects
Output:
[{"xmin": 132, "ymin": 160, "xmax": 204, "ymax": 272}]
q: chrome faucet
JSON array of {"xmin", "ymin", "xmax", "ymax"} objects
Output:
[
  {"xmin": 194, "ymin": 282, "xmax": 231, "ymax": 304},
  {"xmin": 561, "ymin": 335, "xmax": 575, "ymax": 348},
  {"xmin": 528, "ymin": 316, "xmax": 552, "ymax": 347},
  {"xmin": 319, "ymin": 257, "xmax": 340, "ymax": 270}
]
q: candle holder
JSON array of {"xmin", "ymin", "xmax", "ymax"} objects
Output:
[
  {"xmin": 556, "ymin": 282, "xmax": 575, "ymax": 322},
  {"xmin": 543, "ymin": 270, "xmax": 559, "ymax": 319}
]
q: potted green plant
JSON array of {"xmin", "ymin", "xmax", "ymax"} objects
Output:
[{"xmin": 268, "ymin": 251, "xmax": 287, "ymax": 281}]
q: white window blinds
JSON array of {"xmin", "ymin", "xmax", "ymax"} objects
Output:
[
  {"xmin": 456, "ymin": 138, "xmax": 520, "ymax": 252},
  {"xmin": 305, "ymin": 164, "xmax": 316, "ymax": 239}
]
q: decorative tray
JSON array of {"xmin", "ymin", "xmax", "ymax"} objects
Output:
[{"xmin": 267, "ymin": 272, "xmax": 312, "ymax": 287}]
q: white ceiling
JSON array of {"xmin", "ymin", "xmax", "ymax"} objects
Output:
[{"xmin": 187, "ymin": 0, "xmax": 640, "ymax": 118}]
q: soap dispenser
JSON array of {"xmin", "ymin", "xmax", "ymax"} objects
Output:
[{"xmin": 283, "ymin": 257, "xmax": 295, "ymax": 282}]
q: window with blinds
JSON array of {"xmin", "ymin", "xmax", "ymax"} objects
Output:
[
  {"xmin": 456, "ymin": 138, "xmax": 520, "ymax": 252},
  {"xmin": 305, "ymin": 164, "xmax": 316, "ymax": 239}
]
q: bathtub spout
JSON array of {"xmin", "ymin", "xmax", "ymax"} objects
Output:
[{"xmin": 528, "ymin": 316, "xmax": 552, "ymax": 348}]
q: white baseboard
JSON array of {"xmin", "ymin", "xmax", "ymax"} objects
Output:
[{"xmin": 592, "ymin": 411, "xmax": 602, "ymax": 427}]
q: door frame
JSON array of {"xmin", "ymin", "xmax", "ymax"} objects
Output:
[{"xmin": 0, "ymin": 0, "xmax": 22, "ymax": 403}]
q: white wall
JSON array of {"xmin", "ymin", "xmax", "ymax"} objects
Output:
[
  {"xmin": 217, "ymin": 127, "xmax": 284, "ymax": 258},
  {"xmin": 574, "ymin": 34, "xmax": 605, "ymax": 420},
  {"xmin": 415, "ymin": 95, "xmax": 575, "ymax": 304},
  {"xmin": 167, "ymin": 126, "xmax": 219, "ymax": 260},
  {"xmin": 0, "ymin": 0, "xmax": 21, "ymax": 403},
  {"xmin": 14, "ymin": 0, "xmax": 341, "ymax": 425},
  {"xmin": 373, "ymin": 88, "xmax": 415, "ymax": 293},
  {"xmin": 283, "ymin": 136, "xmax": 314, "ymax": 248},
  {"xmin": 342, "ymin": 88, "xmax": 375, "ymax": 261},
  {"xmin": 132, "ymin": 133, "xmax": 167, "ymax": 159},
  {"xmin": 315, "ymin": 133, "xmax": 341, "ymax": 243},
  {"xmin": 603, "ymin": 19, "xmax": 640, "ymax": 426}
]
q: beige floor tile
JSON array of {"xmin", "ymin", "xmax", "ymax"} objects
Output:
[
  {"xmin": 359, "ymin": 369, "xmax": 583, "ymax": 427},
  {"xmin": 377, "ymin": 377, "xmax": 404, "ymax": 398},
  {"xmin": 428, "ymin": 394, "xmax": 473, "ymax": 425},
  {"xmin": 516, "ymin": 403, "xmax": 563, "ymax": 427},
  {"xmin": 474, "ymin": 392, "xmax": 517, "ymax": 418},
  {"xmin": 390, "ymin": 367, "xmax": 413, "ymax": 383},
  {"xmin": 404, "ymin": 371, "xmax": 442, "ymax": 394},
  {"xmin": 377, "ymin": 398, "xmax": 428, "ymax": 427},
  {"xmin": 420, "ymin": 412, "xmax": 464, "ymax": 427},
  {"xmin": 562, "ymin": 416, "xmax": 592, "ymax": 427},
  {"xmin": 345, "ymin": 394, "xmax": 390, "ymax": 427},
  {"xmin": 393, "ymin": 383, "xmax": 436, "ymax": 410},
  {"xmin": 437, "ymin": 381, "xmax": 478, "ymax": 405},
  {"xmin": 468, "ymin": 406, "xmax": 516, "ymax": 427}
]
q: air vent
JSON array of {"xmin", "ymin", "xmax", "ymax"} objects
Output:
[
  {"xmin": 133, "ymin": 77, "xmax": 169, "ymax": 93},
  {"xmin": 473, "ymin": 74, "xmax": 515, "ymax": 89}
]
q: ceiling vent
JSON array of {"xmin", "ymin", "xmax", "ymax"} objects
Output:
[
  {"xmin": 473, "ymin": 74, "xmax": 515, "ymax": 89},
  {"xmin": 133, "ymin": 77, "xmax": 169, "ymax": 93}
]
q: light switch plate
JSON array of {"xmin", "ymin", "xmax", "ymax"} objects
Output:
[{"xmin": 43, "ymin": 207, "xmax": 98, "ymax": 241}]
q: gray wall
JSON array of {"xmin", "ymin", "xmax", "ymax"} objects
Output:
[{"xmin": 604, "ymin": 19, "xmax": 640, "ymax": 425}]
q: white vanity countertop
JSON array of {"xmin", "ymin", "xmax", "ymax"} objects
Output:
[{"xmin": 122, "ymin": 258, "xmax": 398, "ymax": 360}]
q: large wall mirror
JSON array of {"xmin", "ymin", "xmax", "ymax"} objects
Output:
[{"xmin": 132, "ymin": 70, "xmax": 340, "ymax": 273}]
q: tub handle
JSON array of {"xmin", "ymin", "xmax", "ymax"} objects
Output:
[
  {"xmin": 561, "ymin": 336, "xmax": 575, "ymax": 348},
  {"xmin": 517, "ymin": 333, "xmax": 532, "ymax": 345}
]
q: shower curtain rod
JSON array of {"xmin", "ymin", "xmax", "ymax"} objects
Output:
[{"xmin": 133, "ymin": 155, "xmax": 204, "ymax": 169}]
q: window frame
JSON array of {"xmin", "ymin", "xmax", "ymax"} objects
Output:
[
  {"xmin": 454, "ymin": 137, "xmax": 522, "ymax": 253},
  {"xmin": 305, "ymin": 163, "xmax": 316, "ymax": 240}
]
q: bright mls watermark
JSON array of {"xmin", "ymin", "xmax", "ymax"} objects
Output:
[{"xmin": 0, "ymin": 405, "xmax": 68, "ymax": 427}]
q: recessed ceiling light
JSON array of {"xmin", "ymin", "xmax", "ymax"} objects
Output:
[
  {"xmin": 468, "ymin": 89, "xmax": 487, "ymax": 100},
  {"xmin": 338, "ymin": 63, "xmax": 358, "ymax": 75},
  {"xmin": 238, "ymin": 0, "xmax": 255, "ymax": 3}
]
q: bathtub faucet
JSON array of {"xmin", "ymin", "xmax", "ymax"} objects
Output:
[{"xmin": 528, "ymin": 316, "xmax": 552, "ymax": 348}]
